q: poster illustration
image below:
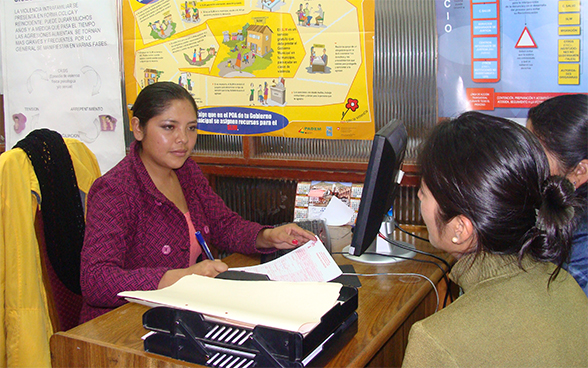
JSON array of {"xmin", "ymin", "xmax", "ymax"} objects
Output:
[
  {"xmin": 1, "ymin": 0, "xmax": 126, "ymax": 173},
  {"xmin": 436, "ymin": 0, "xmax": 587, "ymax": 120},
  {"xmin": 123, "ymin": 0, "xmax": 375, "ymax": 139}
]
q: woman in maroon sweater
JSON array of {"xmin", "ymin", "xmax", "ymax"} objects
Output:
[{"xmin": 79, "ymin": 82, "xmax": 314, "ymax": 323}]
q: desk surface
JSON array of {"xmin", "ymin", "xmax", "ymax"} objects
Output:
[{"xmin": 50, "ymin": 226, "xmax": 453, "ymax": 368}]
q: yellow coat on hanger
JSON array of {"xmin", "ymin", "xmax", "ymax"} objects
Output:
[{"xmin": 0, "ymin": 138, "xmax": 101, "ymax": 368}]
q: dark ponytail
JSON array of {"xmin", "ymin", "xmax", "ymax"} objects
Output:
[{"xmin": 522, "ymin": 176, "xmax": 579, "ymax": 280}]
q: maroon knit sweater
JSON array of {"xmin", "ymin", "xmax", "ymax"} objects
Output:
[{"xmin": 79, "ymin": 141, "xmax": 268, "ymax": 323}]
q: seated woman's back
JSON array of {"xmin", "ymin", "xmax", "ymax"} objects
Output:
[{"xmin": 402, "ymin": 111, "xmax": 588, "ymax": 367}]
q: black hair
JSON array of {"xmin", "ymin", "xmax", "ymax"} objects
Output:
[
  {"xmin": 527, "ymin": 94, "xmax": 588, "ymax": 202},
  {"xmin": 130, "ymin": 81, "xmax": 198, "ymax": 129},
  {"xmin": 418, "ymin": 111, "xmax": 578, "ymax": 279}
]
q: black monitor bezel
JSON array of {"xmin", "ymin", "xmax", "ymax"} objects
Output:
[{"xmin": 349, "ymin": 119, "xmax": 407, "ymax": 256}]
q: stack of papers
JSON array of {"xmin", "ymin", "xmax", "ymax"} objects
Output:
[{"xmin": 119, "ymin": 238, "xmax": 343, "ymax": 333}]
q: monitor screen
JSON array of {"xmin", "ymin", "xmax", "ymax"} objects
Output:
[{"xmin": 346, "ymin": 119, "xmax": 414, "ymax": 263}]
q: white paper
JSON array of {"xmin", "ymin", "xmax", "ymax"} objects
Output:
[
  {"xmin": 119, "ymin": 274, "xmax": 342, "ymax": 334},
  {"xmin": 319, "ymin": 195, "xmax": 355, "ymax": 226},
  {"xmin": 231, "ymin": 238, "xmax": 342, "ymax": 282}
]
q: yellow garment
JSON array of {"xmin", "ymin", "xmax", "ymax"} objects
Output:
[{"xmin": 0, "ymin": 138, "xmax": 101, "ymax": 368}]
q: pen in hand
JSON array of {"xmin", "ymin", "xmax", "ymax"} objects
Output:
[{"xmin": 195, "ymin": 231, "xmax": 215, "ymax": 260}]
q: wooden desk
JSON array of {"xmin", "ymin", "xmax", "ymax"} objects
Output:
[{"xmin": 50, "ymin": 226, "xmax": 454, "ymax": 367}]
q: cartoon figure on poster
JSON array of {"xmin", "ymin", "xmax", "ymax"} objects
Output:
[
  {"xmin": 246, "ymin": 79, "xmax": 287, "ymax": 106},
  {"xmin": 314, "ymin": 4, "xmax": 325, "ymax": 26},
  {"xmin": 178, "ymin": 72, "xmax": 194, "ymax": 91},
  {"xmin": 147, "ymin": 13, "xmax": 176, "ymax": 40},
  {"xmin": 296, "ymin": 3, "xmax": 325, "ymax": 27},
  {"xmin": 308, "ymin": 44, "xmax": 329, "ymax": 73},
  {"xmin": 218, "ymin": 22, "xmax": 272, "ymax": 77},
  {"xmin": 249, "ymin": 83, "xmax": 255, "ymax": 105},
  {"xmin": 182, "ymin": 1, "xmax": 200, "ymax": 23},
  {"xmin": 269, "ymin": 77, "xmax": 286, "ymax": 106},
  {"xmin": 185, "ymin": 46, "xmax": 214, "ymax": 66}
]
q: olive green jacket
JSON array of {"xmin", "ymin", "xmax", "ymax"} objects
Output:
[{"xmin": 402, "ymin": 253, "xmax": 588, "ymax": 368}]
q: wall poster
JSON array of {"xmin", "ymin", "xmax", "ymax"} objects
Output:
[
  {"xmin": 123, "ymin": 0, "xmax": 375, "ymax": 140},
  {"xmin": 436, "ymin": 0, "xmax": 586, "ymax": 120},
  {"xmin": 1, "ymin": 0, "xmax": 126, "ymax": 173}
]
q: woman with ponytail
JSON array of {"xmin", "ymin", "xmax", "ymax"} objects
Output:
[
  {"xmin": 402, "ymin": 111, "xmax": 587, "ymax": 368},
  {"xmin": 527, "ymin": 94, "xmax": 588, "ymax": 296}
]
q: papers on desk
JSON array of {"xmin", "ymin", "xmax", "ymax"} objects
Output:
[
  {"xmin": 118, "ymin": 274, "xmax": 342, "ymax": 334},
  {"xmin": 319, "ymin": 196, "xmax": 355, "ymax": 226},
  {"xmin": 231, "ymin": 238, "xmax": 342, "ymax": 282}
]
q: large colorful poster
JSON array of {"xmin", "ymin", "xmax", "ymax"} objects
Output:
[
  {"xmin": 436, "ymin": 0, "xmax": 587, "ymax": 120},
  {"xmin": 123, "ymin": 0, "xmax": 375, "ymax": 139},
  {"xmin": 1, "ymin": 0, "xmax": 126, "ymax": 173}
]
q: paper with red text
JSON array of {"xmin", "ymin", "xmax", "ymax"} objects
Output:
[{"xmin": 231, "ymin": 238, "xmax": 342, "ymax": 282}]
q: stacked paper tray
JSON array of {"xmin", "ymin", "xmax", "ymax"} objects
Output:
[{"xmin": 142, "ymin": 285, "xmax": 358, "ymax": 368}]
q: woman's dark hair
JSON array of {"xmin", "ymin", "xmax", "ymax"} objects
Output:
[
  {"xmin": 527, "ymin": 94, "xmax": 588, "ymax": 201},
  {"xmin": 130, "ymin": 81, "xmax": 198, "ymax": 129},
  {"xmin": 418, "ymin": 111, "xmax": 578, "ymax": 278}
]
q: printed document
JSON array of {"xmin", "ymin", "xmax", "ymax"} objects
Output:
[{"xmin": 231, "ymin": 238, "xmax": 342, "ymax": 282}]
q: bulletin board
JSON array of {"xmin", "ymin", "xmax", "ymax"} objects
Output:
[{"xmin": 122, "ymin": 0, "xmax": 375, "ymax": 140}]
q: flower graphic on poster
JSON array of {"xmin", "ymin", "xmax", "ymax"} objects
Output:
[{"xmin": 341, "ymin": 98, "xmax": 359, "ymax": 120}]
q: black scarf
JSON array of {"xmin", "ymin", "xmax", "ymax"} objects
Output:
[{"xmin": 14, "ymin": 129, "xmax": 84, "ymax": 295}]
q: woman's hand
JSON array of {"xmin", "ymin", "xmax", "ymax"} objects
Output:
[
  {"xmin": 255, "ymin": 223, "xmax": 317, "ymax": 250},
  {"xmin": 157, "ymin": 260, "xmax": 228, "ymax": 289}
]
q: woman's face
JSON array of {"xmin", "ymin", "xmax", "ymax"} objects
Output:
[
  {"xmin": 418, "ymin": 182, "xmax": 469, "ymax": 257},
  {"xmin": 526, "ymin": 119, "xmax": 563, "ymax": 176},
  {"xmin": 133, "ymin": 98, "xmax": 198, "ymax": 172}
]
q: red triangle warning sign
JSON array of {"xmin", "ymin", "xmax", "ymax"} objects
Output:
[{"xmin": 516, "ymin": 27, "xmax": 537, "ymax": 48}]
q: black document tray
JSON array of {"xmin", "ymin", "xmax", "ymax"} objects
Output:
[{"xmin": 142, "ymin": 285, "xmax": 358, "ymax": 368}]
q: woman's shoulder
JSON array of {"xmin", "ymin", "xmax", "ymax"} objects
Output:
[
  {"xmin": 99, "ymin": 155, "xmax": 135, "ymax": 182},
  {"xmin": 91, "ymin": 155, "xmax": 140, "ymax": 195}
]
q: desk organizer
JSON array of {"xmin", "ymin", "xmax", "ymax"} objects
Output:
[{"xmin": 142, "ymin": 285, "xmax": 358, "ymax": 368}]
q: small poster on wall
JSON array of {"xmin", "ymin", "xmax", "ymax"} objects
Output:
[
  {"xmin": 435, "ymin": 0, "xmax": 587, "ymax": 121},
  {"xmin": 1, "ymin": 0, "xmax": 126, "ymax": 173},
  {"xmin": 294, "ymin": 181, "xmax": 363, "ymax": 225}
]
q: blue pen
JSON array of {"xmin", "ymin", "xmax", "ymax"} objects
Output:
[{"xmin": 195, "ymin": 231, "xmax": 215, "ymax": 260}]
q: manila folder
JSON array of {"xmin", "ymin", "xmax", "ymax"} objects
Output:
[{"xmin": 119, "ymin": 274, "xmax": 342, "ymax": 334}]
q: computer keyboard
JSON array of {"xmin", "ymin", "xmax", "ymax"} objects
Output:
[
  {"xmin": 260, "ymin": 218, "xmax": 331, "ymax": 263},
  {"xmin": 295, "ymin": 218, "xmax": 331, "ymax": 251}
]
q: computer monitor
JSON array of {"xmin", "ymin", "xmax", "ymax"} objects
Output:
[{"xmin": 343, "ymin": 119, "xmax": 416, "ymax": 264}]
